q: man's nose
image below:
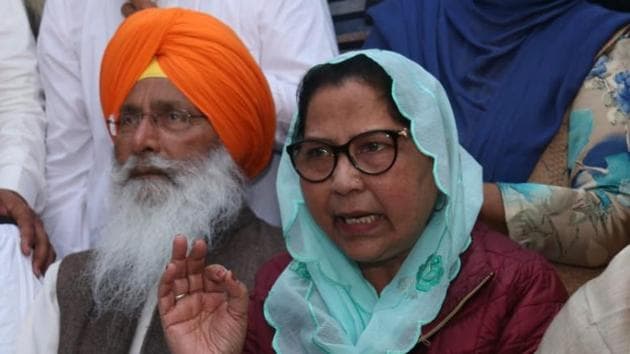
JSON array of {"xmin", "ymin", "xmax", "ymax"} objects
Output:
[{"xmin": 131, "ymin": 115, "xmax": 160, "ymax": 154}]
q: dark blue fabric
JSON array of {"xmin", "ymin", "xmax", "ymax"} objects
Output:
[{"xmin": 364, "ymin": 0, "xmax": 630, "ymax": 182}]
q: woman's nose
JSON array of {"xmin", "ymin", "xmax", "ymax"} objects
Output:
[{"xmin": 330, "ymin": 154, "xmax": 364, "ymax": 194}]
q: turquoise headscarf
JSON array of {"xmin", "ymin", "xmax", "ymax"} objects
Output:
[{"xmin": 265, "ymin": 49, "xmax": 483, "ymax": 353}]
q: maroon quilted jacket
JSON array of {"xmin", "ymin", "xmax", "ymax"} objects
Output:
[{"xmin": 245, "ymin": 223, "xmax": 568, "ymax": 353}]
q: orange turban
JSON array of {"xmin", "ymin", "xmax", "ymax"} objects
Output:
[{"xmin": 100, "ymin": 8, "xmax": 275, "ymax": 179}]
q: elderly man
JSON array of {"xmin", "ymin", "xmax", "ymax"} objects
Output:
[
  {"xmin": 38, "ymin": 0, "xmax": 337, "ymax": 258},
  {"xmin": 18, "ymin": 9, "xmax": 284, "ymax": 353}
]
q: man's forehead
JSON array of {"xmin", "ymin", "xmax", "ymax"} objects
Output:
[
  {"xmin": 122, "ymin": 77, "xmax": 200, "ymax": 112},
  {"xmin": 120, "ymin": 99, "xmax": 191, "ymax": 112}
]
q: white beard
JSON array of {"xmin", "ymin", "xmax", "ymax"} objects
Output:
[{"xmin": 90, "ymin": 147, "xmax": 245, "ymax": 316}]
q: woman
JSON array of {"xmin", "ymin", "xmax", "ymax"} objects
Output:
[
  {"xmin": 364, "ymin": 0, "xmax": 630, "ymax": 268},
  {"xmin": 157, "ymin": 50, "xmax": 567, "ymax": 353}
]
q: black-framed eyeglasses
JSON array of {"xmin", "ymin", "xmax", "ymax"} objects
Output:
[
  {"xmin": 107, "ymin": 109, "xmax": 206, "ymax": 136},
  {"xmin": 287, "ymin": 128, "xmax": 409, "ymax": 183}
]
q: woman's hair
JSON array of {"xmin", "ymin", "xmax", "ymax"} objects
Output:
[{"xmin": 294, "ymin": 54, "xmax": 408, "ymax": 140}]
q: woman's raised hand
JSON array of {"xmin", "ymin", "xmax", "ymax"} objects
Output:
[{"xmin": 158, "ymin": 235, "xmax": 248, "ymax": 354}]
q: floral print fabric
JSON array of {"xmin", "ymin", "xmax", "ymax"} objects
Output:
[{"xmin": 499, "ymin": 29, "xmax": 630, "ymax": 267}]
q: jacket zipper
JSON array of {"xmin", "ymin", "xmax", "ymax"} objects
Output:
[{"xmin": 418, "ymin": 272, "xmax": 495, "ymax": 346}]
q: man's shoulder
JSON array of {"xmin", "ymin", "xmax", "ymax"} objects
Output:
[
  {"xmin": 60, "ymin": 249, "xmax": 93, "ymax": 266},
  {"xmin": 228, "ymin": 210, "xmax": 284, "ymax": 253},
  {"xmin": 57, "ymin": 250, "xmax": 94, "ymax": 295},
  {"xmin": 209, "ymin": 210, "xmax": 285, "ymax": 288},
  {"xmin": 58, "ymin": 250, "xmax": 93, "ymax": 278},
  {"xmin": 55, "ymin": 250, "xmax": 96, "ymax": 334}
]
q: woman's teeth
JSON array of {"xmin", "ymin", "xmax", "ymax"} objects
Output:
[{"xmin": 343, "ymin": 214, "xmax": 379, "ymax": 224}]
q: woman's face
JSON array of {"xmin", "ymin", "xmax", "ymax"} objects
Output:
[{"xmin": 300, "ymin": 79, "xmax": 438, "ymax": 269}]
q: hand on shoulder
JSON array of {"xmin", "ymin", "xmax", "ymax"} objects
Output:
[{"xmin": 0, "ymin": 188, "xmax": 55, "ymax": 276}]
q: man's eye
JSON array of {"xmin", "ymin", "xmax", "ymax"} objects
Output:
[
  {"xmin": 167, "ymin": 111, "xmax": 188, "ymax": 122},
  {"xmin": 119, "ymin": 114, "xmax": 138, "ymax": 126}
]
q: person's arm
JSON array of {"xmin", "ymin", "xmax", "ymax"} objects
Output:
[
  {"xmin": 498, "ymin": 181, "xmax": 629, "ymax": 267},
  {"xmin": 478, "ymin": 183, "xmax": 508, "ymax": 234},
  {"xmin": 0, "ymin": 0, "xmax": 54, "ymax": 275},
  {"xmin": 488, "ymin": 33, "xmax": 630, "ymax": 267},
  {"xmin": 0, "ymin": 0, "xmax": 46, "ymax": 212},
  {"xmin": 37, "ymin": 0, "xmax": 94, "ymax": 257},
  {"xmin": 255, "ymin": 0, "xmax": 338, "ymax": 148}
]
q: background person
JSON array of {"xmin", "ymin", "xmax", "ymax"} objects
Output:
[
  {"xmin": 364, "ymin": 0, "xmax": 630, "ymax": 268},
  {"xmin": 0, "ymin": 0, "xmax": 54, "ymax": 276},
  {"xmin": 0, "ymin": 0, "xmax": 52, "ymax": 351}
]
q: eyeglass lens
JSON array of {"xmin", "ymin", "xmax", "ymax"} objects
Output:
[{"xmin": 117, "ymin": 110, "xmax": 200, "ymax": 134}]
